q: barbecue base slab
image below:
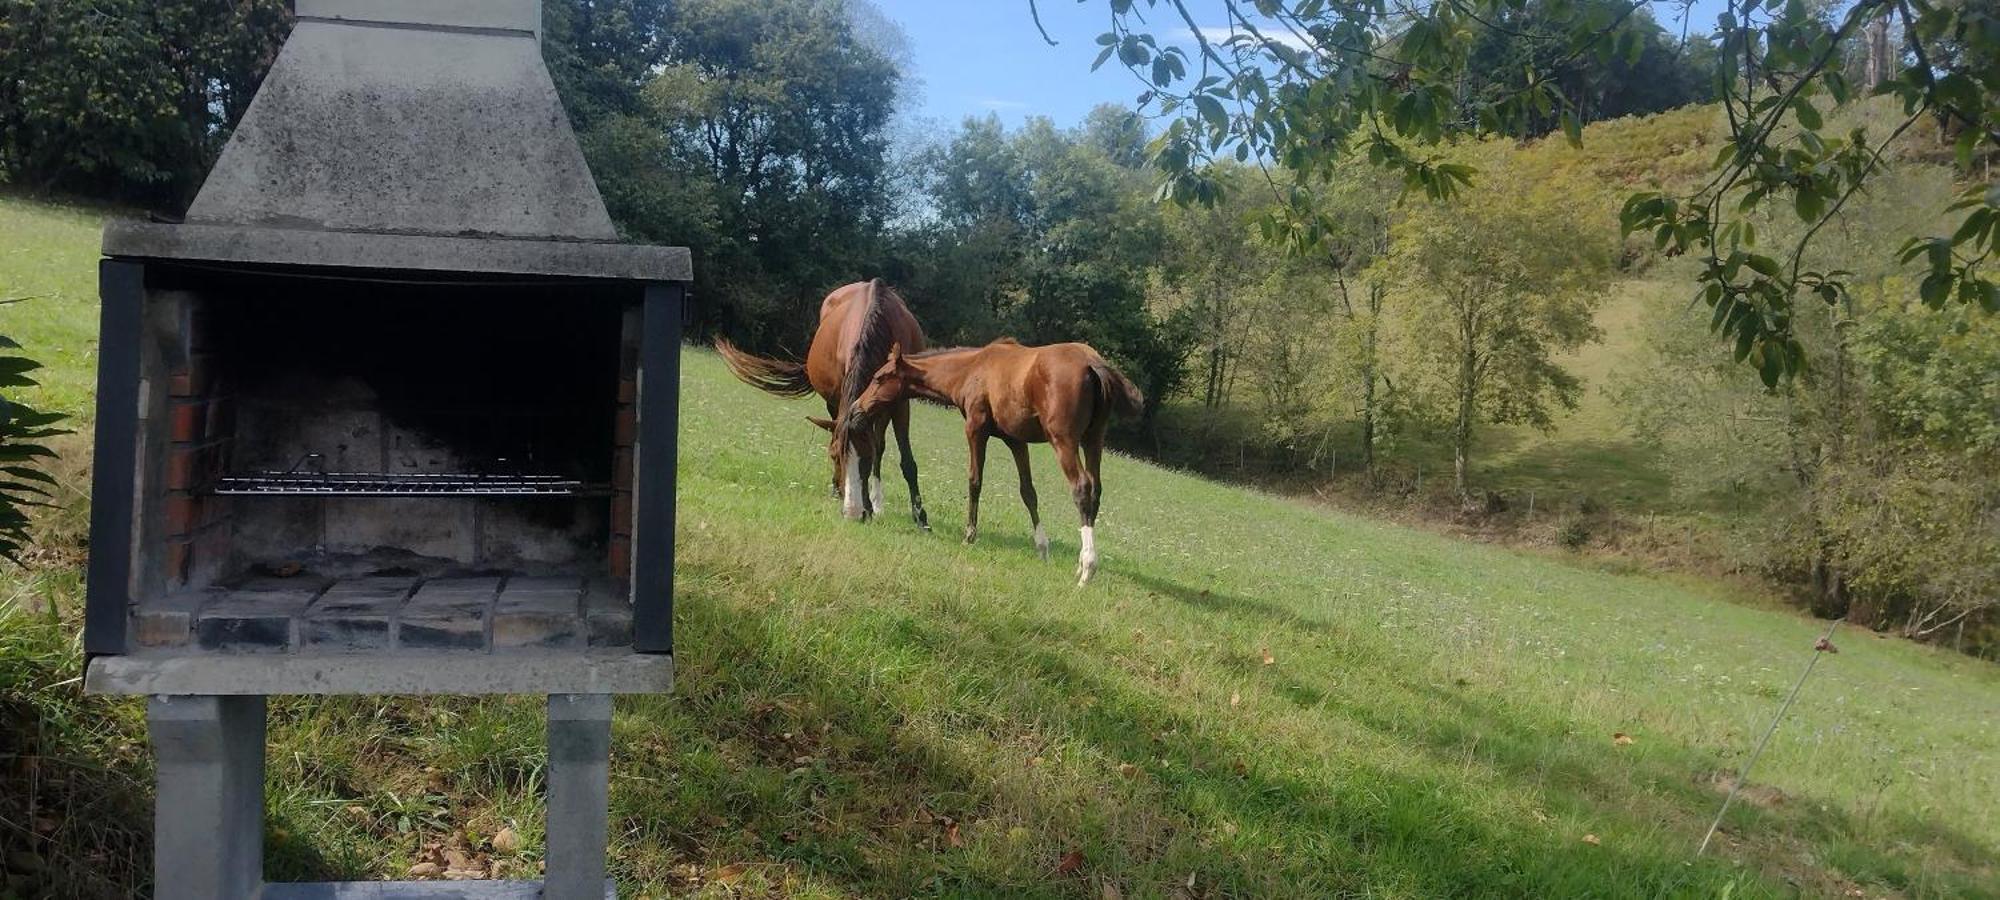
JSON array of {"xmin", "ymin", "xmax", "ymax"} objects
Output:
[
  {"xmin": 84, "ymin": 651, "xmax": 671, "ymax": 695},
  {"xmin": 132, "ymin": 571, "xmax": 634, "ymax": 655}
]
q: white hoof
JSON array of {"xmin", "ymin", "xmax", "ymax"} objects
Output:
[{"xmin": 1034, "ymin": 524, "xmax": 1050, "ymax": 561}]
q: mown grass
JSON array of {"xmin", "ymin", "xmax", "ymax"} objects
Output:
[{"xmin": 2, "ymin": 194, "xmax": 1997, "ymax": 898}]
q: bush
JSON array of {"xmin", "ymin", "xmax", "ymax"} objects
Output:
[{"xmin": 1557, "ymin": 517, "xmax": 1593, "ymax": 550}]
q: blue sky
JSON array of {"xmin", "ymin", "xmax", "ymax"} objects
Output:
[{"xmin": 872, "ymin": 0, "xmax": 1737, "ymax": 130}]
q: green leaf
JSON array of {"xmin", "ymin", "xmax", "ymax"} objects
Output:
[
  {"xmin": 1791, "ymin": 97, "xmax": 1822, "ymax": 131},
  {"xmin": 1951, "ymin": 209, "xmax": 1991, "ymax": 247},
  {"xmin": 1561, "ymin": 111, "xmax": 1582, "ymax": 149},
  {"xmin": 1194, "ymin": 94, "xmax": 1228, "ymax": 132},
  {"xmin": 1794, "ymin": 186, "xmax": 1824, "ymax": 223},
  {"xmin": 1919, "ymin": 272, "xmax": 1952, "ymax": 308}
]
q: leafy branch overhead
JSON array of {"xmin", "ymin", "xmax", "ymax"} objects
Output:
[
  {"xmin": 0, "ymin": 302, "xmax": 68, "ymax": 565},
  {"xmin": 1057, "ymin": 0, "xmax": 1999, "ymax": 385}
]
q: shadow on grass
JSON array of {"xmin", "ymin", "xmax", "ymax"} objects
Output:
[
  {"xmin": 0, "ymin": 603, "xmax": 153, "ymax": 899},
  {"xmin": 602, "ymin": 575, "xmax": 1791, "ymax": 898}
]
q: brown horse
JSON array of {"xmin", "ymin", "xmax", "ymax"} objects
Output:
[
  {"xmin": 715, "ymin": 279, "xmax": 929, "ymax": 526},
  {"xmin": 852, "ymin": 339, "xmax": 1143, "ymax": 584}
]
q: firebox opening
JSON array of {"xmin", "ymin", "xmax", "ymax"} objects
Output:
[{"xmin": 151, "ymin": 265, "xmax": 637, "ymax": 596}]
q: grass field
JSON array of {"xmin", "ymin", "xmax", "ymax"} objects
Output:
[{"xmin": 3, "ymin": 194, "xmax": 1998, "ymax": 898}]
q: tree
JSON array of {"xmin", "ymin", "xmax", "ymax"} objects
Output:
[
  {"xmin": 1154, "ymin": 165, "xmax": 1263, "ymax": 410},
  {"xmin": 1374, "ymin": 148, "xmax": 1610, "ymax": 495},
  {"xmin": 543, "ymin": 0, "xmax": 672, "ymax": 130},
  {"xmin": 904, "ymin": 111, "xmax": 1192, "ymax": 408},
  {"xmin": 0, "ymin": 0, "xmax": 290, "ymax": 206},
  {"xmin": 597, "ymin": 0, "xmax": 904, "ymax": 346},
  {"xmin": 1461, "ymin": 0, "xmax": 1717, "ymax": 136},
  {"xmin": 1316, "ymin": 156, "xmax": 1407, "ymax": 470},
  {"xmin": 1056, "ymin": 0, "xmax": 1998, "ymax": 386}
]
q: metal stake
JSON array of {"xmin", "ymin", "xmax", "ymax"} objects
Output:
[{"xmin": 1696, "ymin": 618, "xmax": 1842, "ymax": 856}]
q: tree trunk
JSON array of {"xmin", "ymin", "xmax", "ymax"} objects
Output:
[
  {"xmin": 1359, "ymin": 281, "xmax": 1382, "ymax": 470},
  {"xmin": 1454, "ymin": 301, "xmax": 1477, "ymax": 498}
]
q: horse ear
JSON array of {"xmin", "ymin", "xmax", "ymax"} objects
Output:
[{"xmin": 806, "ymin": 416, "xmax": 836, "ymax": 432}]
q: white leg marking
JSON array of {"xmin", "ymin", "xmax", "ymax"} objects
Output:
[
  {"xmin": 842, "ymin": 454, "xmax": 865, "ymax": 520},
  {"xmin": 870, "ymin": 476, "xmax": 885, "ymax": 515},
  {"xmin": 1077, "ymin": 525, "xmax": 1098, "ymax": 585},
  {"xmin": 1034, "ymin": 523, "xmax": 1050, "ymax": 560}
]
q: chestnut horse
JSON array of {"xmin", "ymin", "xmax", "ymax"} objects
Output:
[
  {"xmin": 715, "ymin": 280, "xmax": 928, "ymax": 526},
  {"xmin": 852, "ymin": 339, "xmax": 1143, "ymax": 584}
]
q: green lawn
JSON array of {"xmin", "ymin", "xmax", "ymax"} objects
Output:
[{"xmin": 3, "ymin": 194, "xmax": 1997, "ymax": 898}]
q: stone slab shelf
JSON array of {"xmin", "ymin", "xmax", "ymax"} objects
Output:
[{"xmin": 132, "ymin": 574, "xmax": 634, "ymax": 655}]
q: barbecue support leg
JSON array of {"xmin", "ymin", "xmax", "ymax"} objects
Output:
[
  {"xmin": 546, "ymin": 693, "xmax": 614, "ymax": 900},
  {"xmin": 149, "ymin": 695, "xmax": 266, "ymax": 900}
]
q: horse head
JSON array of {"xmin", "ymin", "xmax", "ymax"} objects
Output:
[
  {"xmin": 851, "ymin": 343, "xmax": 917, "ymax": 422},
  {"xmin": 809, "ymin": 411, "xmax": 881, "ymax": 521}
]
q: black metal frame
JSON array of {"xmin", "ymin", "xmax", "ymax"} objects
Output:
[
  {"xmin": 83, "ymin": 261, "xmax": 145, "ymax": 656},
  {"xmin": 82, "ymin": 260, "xmax": 686, "ymax": 660},
  {"xmin": 632, "ymin": 282, "xmax": 682, "ymax": 654}
]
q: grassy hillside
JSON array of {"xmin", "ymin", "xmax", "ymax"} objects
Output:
[{"xmin": 3, "ymin": 194, "xmax": 1997, "ymax": 898}]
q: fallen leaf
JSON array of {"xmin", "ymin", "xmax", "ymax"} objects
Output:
[
  {"xmin": 944, "ymin": 821, "xmax": 965, "ymax": 848},
  {"xmin": 408, "ymin": 862, "xmax": 442, "ymax": 878},
  {"xmin": 1580, "ymin": 834, "xmax": 1601, "ymax": 846},
  {"xmin": 1101, "ymin": 881, "xmax": 1125, "ymax": 900},
  {"xmin": 1260, "ymin": 647, "xmax": 1275, "ymax": 666},
  {"xmin": 1118, "ymin": 762, "xmax": 1140, "ymax": 778},
  {"xmin": 1228, "ymin": 691, "xmax": 1241, "ymax": 707},
  {"xmin": 1028, "ymin": 756, "xmax": 1044, "ymax": 767},
  {"xmin": 1056, "ymin": 850, "xmax": 1085, "ymax": 875},
  {"xmin": 491, "ymin": 826, "xmax": 521, "ymax": 854},
  {"xmin": 711, "ymin": 863, "xmax": 747, "ymax": 885},
  {"xmin": 1612, "ymin": 732, "xmax": 1635, "ymax": 747},
  {"xmin": 1185, "ymin": 871, "xmax": 1197, "ymax": 890}
]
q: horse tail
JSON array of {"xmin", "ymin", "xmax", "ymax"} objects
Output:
[
  {"xmin": 714, "ymin": 338, "xmax": 814, "ymax": 398},
  {"xmin": 1091, "ymin": 361, "xmax": 1146, "ymax": 420}
]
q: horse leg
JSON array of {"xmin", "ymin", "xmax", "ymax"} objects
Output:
[
  {"xmin": 1005, "ymin": 438, "xmax": 1046, "ymax": 561},
  {"xmin": 1083, "ymin": 424, "xmax": 1106, "ymax": 528},
  {"xmin": 1051, "ymin": 436, "xmax": 1097, "ymax": 585},
  {"xmin": 825, "ymin": 398, "xmax": 842, "ymax": 499},
  {"xmin": 894, "ymin": 401, "xmax": 929, "ymax": 530},
  {"xmin": 964, "ymin": 422, "xmax": 989, "ymax": 545},
  {"xmin": 869, "ymin": 418, "xmax": 888, "ymax": 518}
]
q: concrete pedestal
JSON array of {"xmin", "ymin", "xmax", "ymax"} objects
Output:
[{"xmin": 147, "ymin": 694, "xmax": 618, "ymax": 900}]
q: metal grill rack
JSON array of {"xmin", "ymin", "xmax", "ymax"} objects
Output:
[{"xmin": 213, "ymin": 471, "xmax": 607, "ymax": 497}]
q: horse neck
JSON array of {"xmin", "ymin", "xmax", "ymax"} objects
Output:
[{"xmin": 906, "ymin": 349, "xmax": 981, "ymax": 407}]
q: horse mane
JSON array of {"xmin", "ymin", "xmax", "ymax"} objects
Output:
[{"xmin": 838, "ymin": 279, "xmax": 899, "ymax": 428}]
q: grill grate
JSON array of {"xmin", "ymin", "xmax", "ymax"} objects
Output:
[{"xmin": 213, "ymin": 472, "xmax": 607, "ymax": 497}]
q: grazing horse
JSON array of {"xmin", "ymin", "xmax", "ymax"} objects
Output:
[
  {"xmin": 715, "ymin": 279, "xmax": 929, "ymax": 526},
  {"xmin": 852, "ymin": 339, "xmax": 1144, "ymax": 585}
]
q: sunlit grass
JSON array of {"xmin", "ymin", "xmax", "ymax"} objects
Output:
[{"xmin": 1, "ymin": 193, "xmax": 1995, "ymax": 898}]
